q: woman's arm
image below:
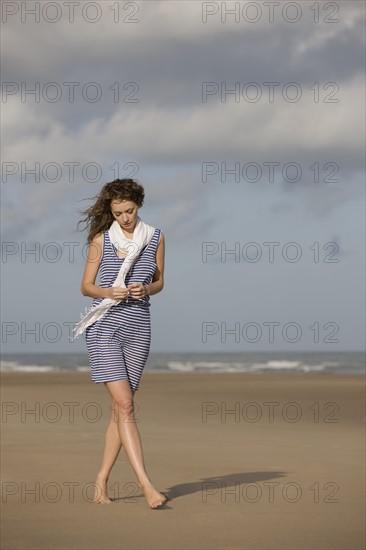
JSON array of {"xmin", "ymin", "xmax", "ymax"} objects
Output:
[
  {"xmin": 143, "ymin": 232, "xmax": 165, "ymax": 297},
  {"xmin": 80, "ymin": 232, "xmax": 110, "ymax": 299},
  {"xmin": 81, "ymin": 231, "xmax": 165, "ymax": 300}
]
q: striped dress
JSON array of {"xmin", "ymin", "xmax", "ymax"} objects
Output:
[{"xmin": 85, "ymin": 227, "xmax": 161, "ymax": 392}]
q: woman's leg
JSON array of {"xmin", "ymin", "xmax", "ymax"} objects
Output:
[
  {"xmin": 103, "ymin": 379, "xmax": 169, "ymax": 508},
  {"xmin": 93, "ymin": 392, "xmax": 133, "ymax": 503}
]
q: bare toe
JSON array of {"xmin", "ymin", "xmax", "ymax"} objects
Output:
[
  {"xmin": 93, "ymin": 496, "xmax": 112, "ymax": 504},
  {"xmin": 140, "ymin": 484, "xmax": 170, "ymax": 509}
]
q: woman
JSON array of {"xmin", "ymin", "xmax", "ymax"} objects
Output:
[{"xmin": 77, "ymin": 178, "xmax": 170, "ymax": 509}]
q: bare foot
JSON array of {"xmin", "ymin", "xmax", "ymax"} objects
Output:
[
  {"xmin": 93, "ymin": 476, "xmax": 112, "ymax": 504},
  {"xmin": 138, "ymin": 482, "xmax": 170, "ymax": 509}
]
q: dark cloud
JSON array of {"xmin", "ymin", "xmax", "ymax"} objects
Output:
[{"xmin": 2, "ymin": 0, "xmax": 364, "ymax": 240}]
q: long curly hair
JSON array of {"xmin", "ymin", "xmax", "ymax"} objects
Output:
[{"xmin": 76, "ymin": 179, "xmax": 145, "ymax": 244}]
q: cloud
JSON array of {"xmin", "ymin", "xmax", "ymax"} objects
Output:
[
  {"xmin": 4, "ymin": 73, "xmax": 364, "ymax": 165},
  {"xmin": 1, "ymin": 0, "xmax": 364, "ymax": 241}
]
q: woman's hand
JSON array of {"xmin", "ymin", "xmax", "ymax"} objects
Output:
[
  {"xmin": 105, "ymin": 287, "xmax": 130, "ymax": 301},
  {"xmin": 127, "ymin": 282, "xmax": 149, "ymax": 299}
]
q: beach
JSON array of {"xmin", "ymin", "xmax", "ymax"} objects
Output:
[{"xmin": 1, "ymin": 371, "xmax": 365, "ymax": 550}]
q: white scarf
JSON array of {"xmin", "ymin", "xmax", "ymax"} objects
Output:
[{"xmin": 70, "ymin": 216, "xmax": 156, "ymax": 342}]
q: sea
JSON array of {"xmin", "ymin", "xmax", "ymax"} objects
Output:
[{"xmin": 1, "ymin": 351, "xmax": 365, "ymax": 376}]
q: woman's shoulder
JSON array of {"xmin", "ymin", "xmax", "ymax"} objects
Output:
[
  {"xmin": 92, "ymin": 231, "xmax": 105, "ymax": 243},
  {"xmin": 156, "ymin": 229, "xmax": 164, "ymax": 245},
  {"xmin": 89, "ymin": 232, "xmax": 105, "ymax": 254}
]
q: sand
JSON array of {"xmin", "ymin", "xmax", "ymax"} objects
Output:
[{"xmin": 1, "ymin": 371, "xmax": 365, "ymax": 550}]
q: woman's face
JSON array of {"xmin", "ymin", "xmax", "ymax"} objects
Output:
[{"xmin": 110, "ymin": 199, "xmax": 139, "ymax": 229}]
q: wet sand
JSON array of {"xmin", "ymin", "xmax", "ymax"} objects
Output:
[{"xmin": 1, "ymin": 371, "xmax": 365, "ymax": 549}]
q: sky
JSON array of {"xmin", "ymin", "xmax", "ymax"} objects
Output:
[{"xmin": 1, "ymin": 0, "xmax": 365, "ymax": 353}]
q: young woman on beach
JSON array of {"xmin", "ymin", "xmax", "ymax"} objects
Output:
[{"xmin": 76, "ymin": 178, "xmax": 170, "ymax": 509}]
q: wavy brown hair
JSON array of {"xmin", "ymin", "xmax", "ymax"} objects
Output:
[{"xmin": 76, "ymin": 179, "xmax": 145, "ymax": 244}]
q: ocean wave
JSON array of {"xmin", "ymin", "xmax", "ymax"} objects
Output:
[
  {"xmin": 1, "ymin": 361, "xmax": 60, "ymax": 373},
  {"xmin": 165, "ymin": 360, "xmax": 344, "ymax": 373},
  {"xmin": 1, "ymin": 354, "xmax": 364, "ymax": 375}
]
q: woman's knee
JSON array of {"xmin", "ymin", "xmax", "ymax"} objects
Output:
[
  {"xmin": 110, "ymin": 398, "xmax": 135, "ymax": 421},
  {"xmin": 105, "ymin": 381, "xmax": 135, "ymax": 414}
]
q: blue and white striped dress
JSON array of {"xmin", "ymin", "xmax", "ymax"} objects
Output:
[{"xmin": 85, "ymin": 227, "xmax": 161, "ymax": 392}]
